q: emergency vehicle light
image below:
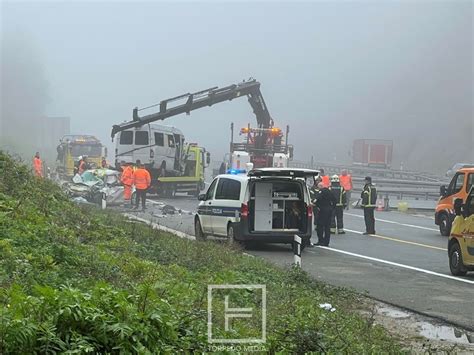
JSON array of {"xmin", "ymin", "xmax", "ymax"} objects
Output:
[{"xmin": 227, "ymin": 169, "xmax": 246, "ymax": 175}]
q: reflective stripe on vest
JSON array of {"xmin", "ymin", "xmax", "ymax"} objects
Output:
[{"xmin": 362, "ymin": 186, "xmax": 376, "ymax": 207}]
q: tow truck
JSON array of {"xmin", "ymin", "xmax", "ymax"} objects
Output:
[
  {"xmin": 229, "ymin": 123, "xmax": 293, "ymax": 169},
  {"xmin": 110, "ymin": 79, "xmax": 293, "ymax": 195}
]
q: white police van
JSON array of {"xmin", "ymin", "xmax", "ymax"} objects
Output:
[{"xmin": 195, "ymin": 168, "xmax": 319, "ymax": 247}]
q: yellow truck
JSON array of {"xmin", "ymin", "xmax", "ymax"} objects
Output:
[
  {"xmin": 448, "ymin": 186, "xmax": 474, "ymax": 276},
  {"xmin": 56, "ymin": 135, "xmax": 107, "ymax": 177},
  {"xmin": 157, "ymin": 143, "xmax": 210, "ymax": 197}
]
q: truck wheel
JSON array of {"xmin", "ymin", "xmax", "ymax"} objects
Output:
[
  {"xmin": 195, "ymin": 218, "xmax": 206, "ymax": 241},
  {"xmin": 439, "ymin": 213, "xmax": 452, "ymax": 236},
  {"xmin": 449, "ymin": 242, "xmax": 467, "ymax": 276}
]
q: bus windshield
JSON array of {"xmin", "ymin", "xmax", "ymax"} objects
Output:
[{"xmin": 71, "ymin": 144, "xmax": 102, "ymax": 157}]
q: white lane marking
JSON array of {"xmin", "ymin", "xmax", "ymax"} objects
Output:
[
  {"xmin": 345, "ymin": 212, "xmax": 439, "ymax": 232},
  {"xmin": 307, "ymin": 247, "xmax": 474, "ymax": 285}
]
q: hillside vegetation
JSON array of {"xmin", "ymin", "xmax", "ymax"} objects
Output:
[{"xmin": 0, "ymin": 152, "xmax": 402, "ymax": 353}]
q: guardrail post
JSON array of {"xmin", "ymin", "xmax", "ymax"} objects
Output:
[
  {"xmin": 101, "ymin": 192, "xmax": 107, "ymax": 210},
  {"xmin": 293, "ymin": 235, "xmax": 302, "ymax": 267}
]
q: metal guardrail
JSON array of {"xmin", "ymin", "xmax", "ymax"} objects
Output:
[
  {"xmin": 290, "ymin": 160, "xmax": 447, "ymax": 183},
  {"xmin": 289, "ymin": 160, "xmax": 446, "ymax": 201}
]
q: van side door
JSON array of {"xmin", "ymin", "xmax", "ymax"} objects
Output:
[
  {"xmin": 211, "ymin": 178, "xmax": 242, "ymax": 236},
  {"xmin": 134, "ymin": 129, "xmax": 150, "ymax": 164},
  {"xmin": 153, "ymin": 132, "xmax": 165, "ymax": 169},
  {"xmin": 166, "ymin": 134, "xmax": 176, "ymax": 170},
  {"xmin": 463, "ymin": 188, "xmax": 474, "ymax": 265}
]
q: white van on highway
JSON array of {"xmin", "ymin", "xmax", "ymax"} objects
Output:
[
  {"xmin": 115, "ymin": 124, "xmax": 184, "ymax": 174},
  {"xmin": 195, "ymin": 168, "xmax": 318, "ymax": 247}
]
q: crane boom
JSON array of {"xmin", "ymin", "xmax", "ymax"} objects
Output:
[{"xmin": 111, "ymin": 79, "xmax": 273, "ymax": 139}]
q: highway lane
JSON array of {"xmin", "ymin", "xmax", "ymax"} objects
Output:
[{"xmin": 132, "ymin": 197, "xmax": 474, "ymax": 330}]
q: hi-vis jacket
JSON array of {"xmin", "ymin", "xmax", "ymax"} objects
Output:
[
  {"xmin": 329, "ymin": 183, "xmax": 347, "ymax": 207},
  {"xmin": 133, "ymin": 168, "xmax": 151, "ymax": 190},
  {"xmin": 33, "ymin": 157, "xmax": 43, "ymax": 177},
  {"xmin": 361, "ymin": 183, "xmax": 377, "ymax": 207},
  {"xmin": 121, "ymin": 166, "xmax": 134, "ymax": 186}
]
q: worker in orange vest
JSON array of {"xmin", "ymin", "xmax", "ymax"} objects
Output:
[
  {"xmin": 33, "ymin": 152, "xmax": 43, "ymax": 177},
  {"xmin": 339, "ymin": 169, "xmax": 353, "ymax": 210},
  {"xmin": 319, "ymin": 168, "xmax": 331, "ymax": 188},
  {"xmin": 132, "ymin": 159, "xmax": 151, "ymax": 211},
  {"xmin": 120, "ymin": 161, "xmax": 134, "ymax": 205}
]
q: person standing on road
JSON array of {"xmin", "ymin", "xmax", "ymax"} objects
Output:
[
  {"xmin": 339, "ymin": 169, "xmax": 353, "ymax": 210},
  {"xmin": 329, "ymin": 175, "xmax": 346, "ymax": 234},
  {"xmin": 120, "ymin": 161, "xmax": 134, "ymax": 206},
  {"xmin": 309, "ymin": 177, "xmax": 321, "ymax": 230},
  {"xmin": 319, "ymin": 168, "xmax": 331, "ymax": 188},
  {"xmin": 314, "ymin": 182, "xmax": 336, "ymax": 246},
  {"xmin": 133, "ymin": 160, "xmax": 151, "ymax": 211},
  {"xmin": 33, "ymin": 152, "xmax": 43, "ymax": 177},
  {"xmin": 361, "ymin": 176, "xmax": 377, "ymax": 235}
]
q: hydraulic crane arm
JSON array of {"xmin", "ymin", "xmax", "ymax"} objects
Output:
[{"xmin": 111, "ymin": 79, "xmax": 273, "ymax": 139}]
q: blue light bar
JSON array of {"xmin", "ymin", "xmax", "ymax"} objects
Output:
[{"xmin": 226, "ymin": 169, "xmax": 246, "ymax": 175}]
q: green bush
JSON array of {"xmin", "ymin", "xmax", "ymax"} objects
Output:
[{"xmin": 0, "ymin": 152, "xmax": 402, "ymax": 353}]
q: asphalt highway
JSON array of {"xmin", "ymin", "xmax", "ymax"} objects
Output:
[{"xmin": 131, "ymin": 196, "xmax": 474, "ymax": 330}]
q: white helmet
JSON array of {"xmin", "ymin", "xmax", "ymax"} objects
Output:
[
  {"xmin": 78, "ymin": 156, "xmax": 83, "ymax": 160},
  {"xmin": 331, "ymin": 174, "xmax": 339, "ymax": 183}
]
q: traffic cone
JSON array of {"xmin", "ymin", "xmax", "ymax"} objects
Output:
[{"xmin": 376, "ymin": 199, "xmax": 384, "ymax": 212}]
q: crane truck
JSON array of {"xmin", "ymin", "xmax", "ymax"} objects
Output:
[{"xmin": 110, "ymin": 79, "xmax": 292, "ymax": 195}]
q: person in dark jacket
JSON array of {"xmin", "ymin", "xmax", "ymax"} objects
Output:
[
  {"xmin": 309, "ymin": 177, "xmax": 321, "ymax": 229},
  {"xmin": 314, "ymin": 182, "xmax": 337, "ymax": 246},
  {"xmin": 329, "ymin": 175, "xmax": 347, "ymax": 234},
  {"xmin": 361, "ymin": 176, "xmax": 377, "ymax": 235}
]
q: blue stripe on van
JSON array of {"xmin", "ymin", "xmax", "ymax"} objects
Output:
[{"xmin": 197, "ymin": 206, "xmax": 241, "ymax": 217}]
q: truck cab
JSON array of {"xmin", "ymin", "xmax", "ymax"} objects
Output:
[
  {"xmin": 448, "ymin": 187, "xmax": 474, "ymax": 276},
  {"xmin": 435, "ymin": 167, "xmax": 474, "ymax": 236},
  {"xmin": 56, "ymin": 135, "xmax": 106, "ymax": 177}
]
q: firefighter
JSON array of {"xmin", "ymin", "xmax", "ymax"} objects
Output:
[
  {"xmin": 329, "ymin": 175, "xmax": 346, "ymax": 234},
  {"xmin": 133, "ymin": 159, "xmax": 151, "ymax": 211},
  {"xmin": 314, "ymin": 182, "xmax": 336, "ymax": 246},
  {"xmin": 33, "ymin": 152, "xmax": 43, "ymax": 177},
  {"xmin": 361, "ymin": 176, "xmax": 377, "ymax": 235},
  {"xmin": 120, "ymin": 161, "xmax": 134, "ymax": 206},
  {"xmin": 319, "ymin": 168, "xmax": 330, "ymax": 188},
  {"xmin": 339, "ymin": 169, "xmax": 353, "ymax": 210}
]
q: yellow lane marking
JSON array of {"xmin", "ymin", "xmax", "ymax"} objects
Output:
[{"xmin": 344, "ymin": 228, "xmax": 447, "ymax": 251}]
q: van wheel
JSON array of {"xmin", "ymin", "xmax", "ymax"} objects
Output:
[
  {"xmin": 449, "ymin": 242, "xmax": 467, "ymax": 276},
  {"xmin": 195, "ymin": 218, "xmax": 206, "ymax": 241},
  {"xmin": 439, "ymin": 213, "xmax": 452, "ymax": 236}
]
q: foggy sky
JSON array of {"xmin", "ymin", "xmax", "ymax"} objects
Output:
[{"xmin": 1, "ymin": 0, "xmax": 472, "ymax": 173}]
